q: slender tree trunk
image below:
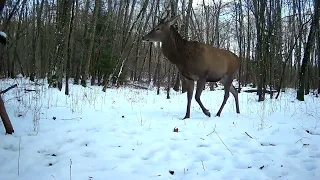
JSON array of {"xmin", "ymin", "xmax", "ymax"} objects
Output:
[
  {"xmin": 36, "ymin": 0, "xmax": 44, "ymax": 79},
  {"xmin": 297, "ymin": 0, "xmax": 319, "ymax": 101},
  {"xmin": 81, "ymin": 0, "xmax": 100, "ymax": 87},
  {"xmin": 0, "ymin": 95, "xmax": 14, "ymax": 134},
  {"xmin": 167, "ymin": 65, "xmax": 172, "ymax": 99},
  {"xmin": 0, "ymin": 0, "xmax": 14, "ymax": 135},
  {"xmin": 235, "ymin": 0, "xmax": 243, "ymax": 93},
  {"xmin": 318, "ymin": 22, "xmax": 320, "ymax": 94},
  {"xmin": 73, "ymin": 0, "xmax": 81, "ymax": 84},
  {"xmin": 148, "ymin": 44, "xmax": 152, "ymax": 83},
  {"xmin": 30, "ymin": 0, "xmax": 37, "ymax": 81},
  {"xmin": 253, "ymin": 0, "xmax": 267, "ymax": 102},
  {"xmin": 65, "ymin": 0, "xmax": 75, "ymax": 95},
  {"xmin": 245, "ymin": 0, "xmax": 251, "ymax": 85},
  {"xmin": 173, "ymin": 0, "xmax": 192, "ymax": 92}
]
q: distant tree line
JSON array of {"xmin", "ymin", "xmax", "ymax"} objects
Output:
[{"xmin": 0, "ymin": 0, "xmax": 318, "ymax": 101}]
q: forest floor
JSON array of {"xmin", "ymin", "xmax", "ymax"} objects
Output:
[{"xmin": 0, "ymin": 77, "xmax": 320, "ymax": 180}]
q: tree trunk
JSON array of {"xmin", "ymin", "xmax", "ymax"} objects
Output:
[
  {"xmin": 318, "ymin": 20, "xmax": 320, "ymax": 95},
  {"xmin": 173, "ymin": 0, "xmax": 192, "ymax": 92},
  {"xmin": 245, "ymin": 0, "xmax": 251, "ymax": 85},
  {"xmin": 65, "ymin": 0, "xmax": 75, "ymax": 95},
  {"xmin": 30, "ymin": 0, "xmax": 37, "ymax": 81},
  {"xmin": 253, "ymin": 0, "xmax": 267, "ymax": 102},
  {"xmin": 81, "ymin": 0, "xmax": 100, "ymax": 87},
  {"xmin": 148, "ymin": 44, "xmax": 152, "ymax": 83},
  {"xmin": 0, "ymin": 96, "xmax": 14, "ymax": 134},
  {"xmin": 166, "ymin": 64, "xmax": 172, "ymax": 99},
  {"xmin": 297, "ymin": 0, "xmax": 319, "ymax": 101},
  {"xmin": 0, "ymin": 0, "xmax": 14, "ymax": 135},
  {"xmin": 75, "ymin": 0, "xmax": 90, "ymax": 85},
  {"xmin": 234, "ymin": 0, "xmax": 244, "ymax": 93}
]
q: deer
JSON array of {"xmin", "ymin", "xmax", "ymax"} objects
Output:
[{"xmin": 142, "ymin": 14, "xmax": 240, "ymax": 119}]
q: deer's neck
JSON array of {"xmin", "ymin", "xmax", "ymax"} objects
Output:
[{"xmin": 161, "ymin": 27, "xmax": 186, "ymax": 65}]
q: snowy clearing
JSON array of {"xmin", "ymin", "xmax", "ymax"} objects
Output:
[{"xmin": 1, "ymin": 78, "xmax": 320, "ymax": 180}]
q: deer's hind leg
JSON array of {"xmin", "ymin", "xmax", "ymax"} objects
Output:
[
  {"xmin": 195, "ymin": 79, "xmax": 211, "ymax": 117},
  {"xmin": 216, "ymin": 74, "xmax": 234, "ymax": 117},
  {"xmin": 229, "ymin": 84, "xmax": 240, "ymax": 114}
]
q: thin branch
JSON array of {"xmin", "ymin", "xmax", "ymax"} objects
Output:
[
  {"xmin": 0, "ymin": 84, "xmax": 18, "ymax": 94},
  {"xmin": 207, "ymin": 125, "xmax": 233, "ymax": 155},
  {"xmin": 200, "ymin": 160, "xmax": 205, "ymax": 171},
  {"xmin": 244, "ymin": 132, "xmax": 253, "ymax": 139},
  {"xmin": 214, "ymin": 130, "xmax": 233, "ymax": 155},
  {"xmin": 206, "ymin": 124, "xmax": 216, "ymax": 136},
  {"xmin": 69, "ymin": 159, "xmax": 72, "ymax": 180},
  {"xmin": 18, "ymin": 136, "xmax": 21, "ymax": 176}
]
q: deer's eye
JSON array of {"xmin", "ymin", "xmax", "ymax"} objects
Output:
[{"xmin": 155, "ymin": 27, "xmax": 160, "ymax": 31}]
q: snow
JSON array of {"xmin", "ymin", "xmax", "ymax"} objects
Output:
[
  {"xmin": 1, "ymin": 78, "xmax": 320, "ymax": 180},
  {"xmin": 0, "ymin": 31, "xmax": 7, "ymax": 38}
]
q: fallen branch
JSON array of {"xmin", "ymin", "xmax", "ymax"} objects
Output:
[
  {"xmin": 127, "ymin": 83, "xmax": 149, "ymax": 90},
  {"xmin": 61, "ymin": 117, "xmax": 81, "ymax": 121},
  {"xmin": 243, "ymin": 89, "xmax": 280, "ymax": 94},
  {"xmin": 244, "ymin": 132, "xmax": 253, "ymax": 139},
  {"xmin": 0, "ymin": 84, "xmax": 18, "ymax": 94},
  {"xmin": 24, "ymin": 89, "xmax": 38, "ymax": 92},
  {"xmin": 260, "ymin": 143, "xmax": 276, "ymax": 146}
]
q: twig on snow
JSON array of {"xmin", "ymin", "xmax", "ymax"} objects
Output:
[
  {"xmin": 207, "ymin": 125, "xmax": 233, "ymax": 155},
  {"xmin": 201, "ymin": 160, "xmax": 205, "ymax": 171},
  {"xmin": 18, "ymin": 136, "xmax": 21, "ymax": 176},
  {"xmin": 214, "ymin": 130, "xmax": 233, "ymax": 155},
  {"xmin": 244, "ymin": 132, "xmax": 253, "ymax": 139},
  {"xmin": 206, "ymin": 125, "xmax": 216, "ymax": 136},
  {"xmin": 70, "ymin": 159, "xmax": 72, "ymax": 180},
  {"xmin": 149, "ymin": 174, "xmax": 162, "ymax": 178},
  {"xmin": 24, "ymin": 89, "xmax": 38, "ymax": 92},
  {"xmin": 61, "ymin": 118, "xmax": 81, "ymax": 121},
  {"xmin": 0, "ymin": 84, "xmax": 18, "ymax": 94},
  {"xmin": 295, "ymin": 137, "xmax": 310, "ymax": 144}
]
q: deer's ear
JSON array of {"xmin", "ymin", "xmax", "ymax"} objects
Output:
[{"xmin": 168, "ymin": 15, "xmax": 179, "ymax": 26}]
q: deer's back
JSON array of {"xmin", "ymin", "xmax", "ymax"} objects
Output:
[{"xmin": 181, "ymin": 42, "xmax": 240, "ymax": 74}]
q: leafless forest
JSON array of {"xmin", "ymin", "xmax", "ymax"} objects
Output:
[{"xmin": 0, "ymin": 0, "xmax": 319, "ymax": 101}]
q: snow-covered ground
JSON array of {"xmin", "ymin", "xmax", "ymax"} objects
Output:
[{"xmin": 1, "ymin": 78, "xmax": 319, "ymax": 180}]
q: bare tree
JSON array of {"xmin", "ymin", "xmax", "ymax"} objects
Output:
[
  {"xmin": 234, "ymin": 0, "xmax": 244, "ymax": 93},
  {"xmin": 297, "ymin": 0, "xmax": 319, "ymax": 101},
  {"xmin": 252, "ymin": 0, "xmax": 267, "ymax": 101},
  {"xmin": 0, "ymin": 0, "xmax": 14, "ymax": 134},
  {"xmin": 318, "ymin": 15, "xmax": 320, "ymax": 95},
  {"xmin": 65, "ymin": 0, "xmax": 75, "ymax": 95},
  {"xmin": 81, "ymin": 0, "xmax": 101, "ymax": 87}
]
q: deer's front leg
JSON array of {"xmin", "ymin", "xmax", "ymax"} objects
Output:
[
  {"xmin": 195, "ymin": 79, "xmax": 210, "ymax": 117},
  {"xmin": 183, "ymin": 80, "xmax": 195, "ymax": 119}
]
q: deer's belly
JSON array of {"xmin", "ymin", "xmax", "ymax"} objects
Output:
[{"xmin": 178, "ymin": 68, "xmax": 200, "ymax": 81}]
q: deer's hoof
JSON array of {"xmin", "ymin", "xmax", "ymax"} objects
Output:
[
  {"xmin": 203, "ymin": 110, "xmax": 211, "ymax": 117},
  {"xmin": 215, "ymin": 113, "xmax": 221, "ymax": 117},
  {"xmin": 182, "ymin": 115, "xmax": 190, "ymax": 120}
]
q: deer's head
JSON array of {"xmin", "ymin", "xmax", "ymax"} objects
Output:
[{"xmin": 142, "ymin": 15, "xmax": 179, "ymax": 42}]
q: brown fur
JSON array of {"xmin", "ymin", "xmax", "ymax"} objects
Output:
[{"xmin": 142, "ymin": 16, "xmax": 240, "ymax": 119}]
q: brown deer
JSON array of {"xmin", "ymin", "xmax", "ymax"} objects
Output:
[{"xmin": 142, "ymin": 15, "xmax": 240, "ymax": 119}]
